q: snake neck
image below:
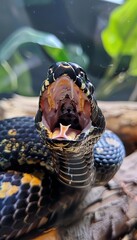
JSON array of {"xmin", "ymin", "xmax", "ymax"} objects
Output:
[
  {"xmin": 46, "ymin": 139, "xmax": 96, "ymax": 189},
  {"xmin": 35, "ymin": 62, "xmax": 106, "ymax": 189}
]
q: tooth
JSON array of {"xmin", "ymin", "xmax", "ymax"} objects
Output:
[
  {"xmin": 51, "ymin": 124, "xmax": 79, "ymax": 140},
  {"xmin": 51, "ymin": 124, "xmax": 71, "ymax": 140}
]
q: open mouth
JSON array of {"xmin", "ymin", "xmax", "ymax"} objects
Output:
[{"xmin": 39, "ymin": 76, "xmax": 92, "ymax": 141}]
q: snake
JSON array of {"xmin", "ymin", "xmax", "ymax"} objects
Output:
[{"xmin": 0, "ymin": 62, "xmax": 125, "ymax": 239}]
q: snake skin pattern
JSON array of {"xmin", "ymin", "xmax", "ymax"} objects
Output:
[{"xmin": 0, "ymin": 62, "xmax": 125, "ymax": 239}]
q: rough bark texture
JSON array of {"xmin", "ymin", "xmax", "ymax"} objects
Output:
[
  {"xmin": 99, "ymin": 101, "xmax": 137, "ymax": 154},
  {"xmin": 0, "ymin": 96, "xmax": 137, "ymax": 240}
]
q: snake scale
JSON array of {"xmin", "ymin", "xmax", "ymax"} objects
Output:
[{"xmin": 0, "ymin": 62, "xmax": 125, "ymax": 239}]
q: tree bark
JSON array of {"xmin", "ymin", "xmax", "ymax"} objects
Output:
[{"xmin": 99, "ymin": 101, "xmax": 137, "ymax": 154}]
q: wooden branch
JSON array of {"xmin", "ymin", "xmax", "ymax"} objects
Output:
[
  {"xmin": 99, "ymin": 101, "xmax": 137, "ymax": 154},
  {"xmin": 0, "ymin": 95, "xmax": 38, "ymax": 119}
]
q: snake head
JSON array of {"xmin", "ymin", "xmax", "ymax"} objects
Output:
[{"xmin": 35, "ymin": 62, "xmax": 105, "ymax": 188}]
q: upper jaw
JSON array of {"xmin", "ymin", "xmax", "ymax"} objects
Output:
[{"xmin": 38, "ymin": 75, "xmax": 93, "ymax": 141}]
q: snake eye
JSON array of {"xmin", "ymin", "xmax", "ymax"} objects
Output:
[
  {"xmin": 87, "ymin": 82, "xmax": 95, "ymax": 94},
  {"xmin": 78, "ymin": 71, "xmax": 86, "ymax": 81},
  {"xmin": 48, "ymin": 68, "xmax": 53, "ymax": 75}
]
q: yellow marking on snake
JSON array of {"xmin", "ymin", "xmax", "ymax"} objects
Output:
[
  {"xmin": 86, "ymin": 89, "xmax": 90, "ymax": 97},
  {"xmin": 0, "ymin": 182, "xmax": 19, "ymax": 199},
  {"xmin": 81, "ymin": 82, "xmax": 86, "ymax": 90},
  {"xmin": 44, "ymin": 79, "xmax": 50, "ymax": 87},
  {"xmin": 20, "ymin": 145, "xmax": 25, "ymax": 152},
  {"xmin": 26, "ymin": 158, "xmax": 40, "ymax": 165},
  {"xmin": 41, "ymin": 85, "xmax": 45, "ymax": 92},
  {"xmin": 3, "ymin": 138, "xmax": 19, "ymax": 153},
  {"xmin": 8, "ymin": 129, "xmax": 17, "ymax": 136},
  {"xmin": 32, "ymin": 228, "xmax": 58, "ymax": 240},
  {"xmin": 21, "ymin": 173, "xmax": 42, "ymax": 186}
]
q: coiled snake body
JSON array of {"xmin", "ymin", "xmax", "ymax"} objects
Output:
[{"xmin": 0, "ymin": 62, "xmax": 125, "ymax": 239}]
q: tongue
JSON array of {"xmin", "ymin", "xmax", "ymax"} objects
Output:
[{"xmin": 51, "ymin": 123, "xmax": 80, "ymax": 140}]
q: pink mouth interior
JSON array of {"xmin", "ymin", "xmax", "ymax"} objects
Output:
[{"xmin": 40, "ymin": 76, "xmax": 92, "ymax": 140}]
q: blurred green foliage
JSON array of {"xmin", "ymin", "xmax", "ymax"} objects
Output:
[
  {"xmin": 1, "ymin": 0, "xmax": 137, "ymax": 100},
  {"xmin": 102, "ymin": 0, "xmax": 137, "ymax": 59},
  {"xmin": 97, "ymin": 0, "xmax": 137, "ymax": 99},
  {"xmin": 0, "ymin": 27, "xmax": 89, "ymax": 96}
]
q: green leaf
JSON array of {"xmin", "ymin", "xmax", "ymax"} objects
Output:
[
  {"xmin": 10, "ymin": 52, "xmax": 34, "ymax": 96},
  {"xmin": 128, "ymin": 47, "xmax": 137, "ymax": 76},
  {"xmin": 44, "ymin": 46, "xmax": 69, "ymax": 62},
  {"xmin": 44, "ymin": 44, "xmax": 89, "ymax": 66},
  {"xmin": 0, "ymin": 27, "xmax": 65, "ymax": 62},
  {"xmin": 0, "ymin": 52, "xmax": 34, "ymax": 95},
  {"xmin": 0, "ymin": 26, "xmax": 89, "ymax": 95},
  {"xmin": 101, "ymin": 0, "xmax": 137, "ymax": 57},
  {"xmin": 66, "ymin": 44, "xmax": 89, "ymax": 69},
  {"xmin": 0, "ymin": 27, "xmax": 70, "ymax": 95},
  {"xmin": 0, "ymin": 61, "xmax": 17, "ymax": 93}
]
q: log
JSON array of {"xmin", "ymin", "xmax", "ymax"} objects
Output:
[{"xmin": 99, "ymin": 101, "xmax": 137, "ymax": 154}]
